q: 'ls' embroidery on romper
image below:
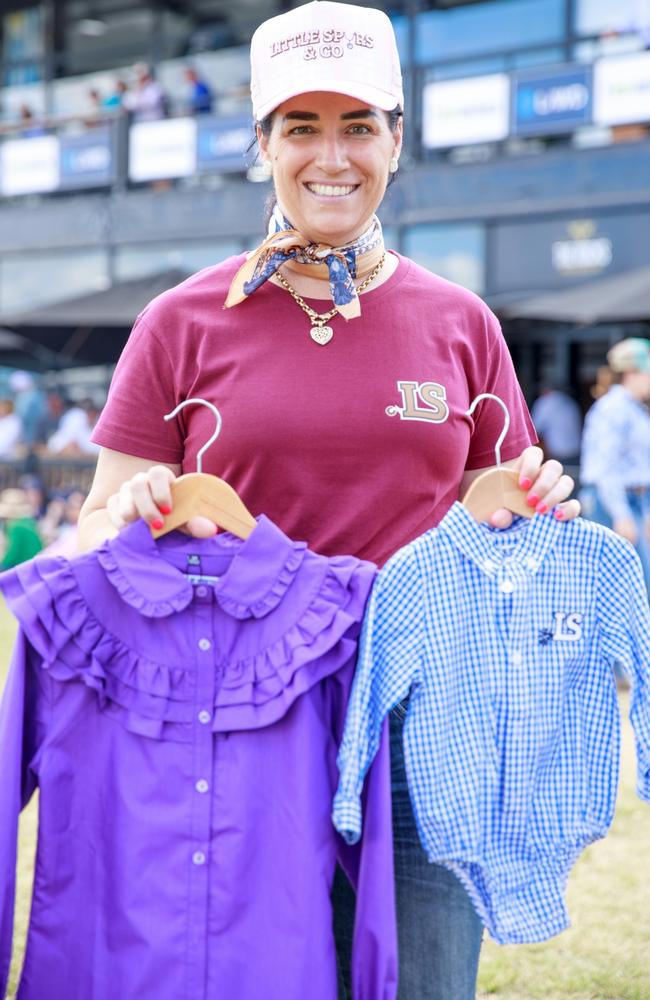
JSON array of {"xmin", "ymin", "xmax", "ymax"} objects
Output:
[{"xmin": 333, "ymin": 503, "xmax": 650, "ymax": 944}]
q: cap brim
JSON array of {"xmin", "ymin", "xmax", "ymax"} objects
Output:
[{"xmin": 254, "ymin": 79, "xmax": 401, "ymax": 120}]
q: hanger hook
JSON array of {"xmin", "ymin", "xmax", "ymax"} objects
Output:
[
  {"xmin": 163, "ymin": 397, "xmax": 222, "ymax": 474},
  {"xmin": 466, "ymin": 393, "xmax": 510, "ymax": 467}
]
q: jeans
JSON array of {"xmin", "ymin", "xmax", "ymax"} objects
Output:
[
  {"xmin": 579, "ymin": 485, "xmax": 650, "ymax": 596},
  {"xmin": 334, "ymin": 708, "xmax": 483, "ymax": 1000}
]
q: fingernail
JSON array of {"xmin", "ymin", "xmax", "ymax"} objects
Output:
[
  {"xmin": 554, "ymin": 509, "xmax": 564, "ymax": 520},
  {"xmin": 159, "ymin": 504, "xmax": 172, "ymax": 515},
  {"xmin": 526, "ymin": 493, "xmax": 539, "ymax": 507},
  {"xmin": 535, "ymin": 502, "xmax": 549, "ymax": 514},
  {"xmin": 151, "ymin": 517, "xmax": 164, "ymax": 530},
  {"xmin": 519, "ymin": 477, "xmax": 533, "ymax": 490}
]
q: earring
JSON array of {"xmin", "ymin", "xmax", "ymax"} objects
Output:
[
  {"xmin": 389, "ymin": 157, "xmax": 399, "ymax": 174},
  {"xmin": 262, "ymin": 160, "xmax": 273, "ymax": 177}
]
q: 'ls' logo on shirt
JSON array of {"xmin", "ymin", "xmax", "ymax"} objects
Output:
[
  {"xmin": 539, "ymin": 612, "xmax": 584, "ymax": 644},
  {"xmin": 386, "ymin": 380, "xmax": 450, "ymax": 424}
]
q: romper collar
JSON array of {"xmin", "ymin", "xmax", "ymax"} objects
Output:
[
  {"xmin": 97, "ymin": 515, "xmax": 307, "ymax": 619},
  {"xmin": 437, "ymin": 500, "xmax": 563, "ymax": 578}
]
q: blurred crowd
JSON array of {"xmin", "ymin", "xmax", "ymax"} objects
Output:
[
  {"xmin": 532, "ymin": 337, "xmax": 650, "ymax": 599},
  {"xmin": 11, "ymin": 62, "xmax": 217, "ymax": 137},
  {"xmin": 0, "ymin": 371, "xmax": 102, "ymax": 460},
  {"xmin": 0, "ymin": 478, "xmax": 86, "ymax": 569}
]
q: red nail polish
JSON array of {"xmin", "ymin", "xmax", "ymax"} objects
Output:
[
  {"xmin": 159, "ymin": 504, "xmax": 172, "ymax": 515},
  {"xmin": 526, "ymin": 493, "xmax": 539, "ymax": 507},
  {"xmin": 554, "ymin": 509, "xmax": 564, "ymax": 520},
  {"xmin": 520, "ymin": 477, "xmax": 533, "ymax": 490},
  {"xmin": 151, "ymin": 518, "xmax": 164, "ymax": 530},
  {"xmin": 536, "ymin": 502, "xmax": 549, "ymax": 514}
]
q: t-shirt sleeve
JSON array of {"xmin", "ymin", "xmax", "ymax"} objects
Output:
[
  {"xmin": 92, "ymin": 313, "xmax": 184, "ymax": 463},
  {"xmin": 464, "ymin": 307, "xmax": 537, "ymax": 470}
]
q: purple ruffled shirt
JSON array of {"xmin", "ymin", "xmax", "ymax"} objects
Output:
[{"xmin": 0, "ymin": 516, "xmax": 396, "ymax": 1000}]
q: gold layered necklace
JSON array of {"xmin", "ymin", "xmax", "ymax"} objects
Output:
[{"xmin": 274, "ymin": 253, "xmax": 386, "ymax": 345}]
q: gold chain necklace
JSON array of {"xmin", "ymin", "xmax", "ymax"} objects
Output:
[{"xmin": 274, "ymin": 253, "xmax": 386, "ymax": 346}]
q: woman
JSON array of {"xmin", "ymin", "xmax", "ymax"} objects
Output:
[{"xmin": 79, "ymin": 2, "xmax": 579, "ymax": 996}]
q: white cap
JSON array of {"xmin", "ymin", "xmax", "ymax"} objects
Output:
[{"xmin": 250, "ymin": 1, "xmax": 404, "ymax": 121}]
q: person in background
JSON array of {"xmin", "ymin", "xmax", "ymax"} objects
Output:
[
  {"xmin": 9, "ymin": 371, "xmax": 46, "ymax": 450},
  {"xmin": 530, "ymin": 380, "xmax": 582, "ymax": 466},
  {"xmin": 17, "ymin": 474, "xmax": 48, "ymax": 521},
  {"xmin": 0, "ymin": 398, "xmax": 23, "ymax": 459},
  {"xmin": 123, "ymin": 64, "xmax": 168, "ymax": 122},
  {"xmin": 47, "ymin": 398, "xmax": 102, "ymax": 457},
  {"xmin": 103, "ymin": 78, "xmax": 129, "ymax": 113},
  {"xmin": 17, "ymin": 104, "xmax": 46, "ymax": 137},
  {"xmin": 41, "ymin": 488, "xmax": 86, "ymax": 558},
  {"xmin": 184, "ymin": 66, "xmax": 213, "ymax": 115},
  {"xmin": 0, "ymin": 488, "xmax": 43, "ymax": 569},
  {"xmin": 580, "ymin": 337, "xmax": 650, "ymax": 594}
]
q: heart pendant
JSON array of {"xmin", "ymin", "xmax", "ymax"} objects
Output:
[{"xmin": 310, "ymin": 325, "xmax": 334, "ymax": 345}]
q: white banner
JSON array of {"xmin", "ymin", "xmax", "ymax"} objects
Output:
[
  {"xmin": 593, "ymin": 51, "xmax": 650, "ymax": 125},
  {"xmin": 0, "ymin": 135, "xmax": 60, "ymax": 196},
  {"xmin": 129, "ymin": 117, "xmax": 197, "ymax": 182},
  {"xmin": 422, "ymin": 73, "xmax": 510, "ymax": 148}
]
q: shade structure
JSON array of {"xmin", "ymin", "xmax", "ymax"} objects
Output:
[
  {"xmin": 500, "ymin": 265, "xmax": 650, "ymax": 325},
  {"xmin": 0, "ymin": 269, "xmax": 190, "ymax": 366}
]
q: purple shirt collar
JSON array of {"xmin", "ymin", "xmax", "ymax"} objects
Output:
[{"xmin": 97, "ymin": 515, "xmax": 307, "ymax": 620}]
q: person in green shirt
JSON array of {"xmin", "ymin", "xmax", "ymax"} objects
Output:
[{"xmin": 0, "ymin": 488, "xmax": 43, "ymax": 569}]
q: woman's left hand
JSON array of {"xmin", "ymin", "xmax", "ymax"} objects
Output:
[{"xmin": 490, "ymin": 445, "xmax": 581, "ymax": 529}]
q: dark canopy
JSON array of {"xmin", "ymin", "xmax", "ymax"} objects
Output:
[
  {"xmin": 0, "ymin": 269, "xmax": 189, "ymax": 366},
  {"xmin": 500, "ymin": 265, "xmax": 650, "ymax": 325}
]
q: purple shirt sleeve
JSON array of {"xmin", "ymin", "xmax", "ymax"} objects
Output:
[{"xmin": 0, "ymin": 633, "xmax": 48, "ymax": 994}]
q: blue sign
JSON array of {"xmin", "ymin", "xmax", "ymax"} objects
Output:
[
  {"xmin": 59, "ymin": 125, "xmax": 116, "ymax": 189},
  {"xmin": 197, "ymin": 115, "xmax": 251, "ymax": 174},
  {"xmin": 514, "ymin": 65, "xmax": 592, "ymax": 135}
]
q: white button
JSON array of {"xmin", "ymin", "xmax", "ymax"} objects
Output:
[
  {"xmin": 196, "ymin": 586, "xmax": 208, "ymax": 598},
  {"xmin": 198, "ymin": 710, "xmax": 211, "ymax": 725},
  {"xmin": 482, "ymin": 560, "xmax": 495, "ymax": 573},
  {"xmin": 525, "ymin": 557, "xmax": 538, "ymax": 571},
  {"xmin": 195, "ymin": 779, "xmax": 209, "ymax": 794},
  {"xmin": 511, "ymin": 651, "xmax": 523, "ymax": 665},
  {"xmin": 198, "ymin": 638, "xmax": 211, "ymax": 651},
  {"xmin": 499, "ymin": 580, "xmax": 514, "ymax": 594},
  {"xmin": 192, "ymin": 850, "xmax": 206, "ymax": 866}
]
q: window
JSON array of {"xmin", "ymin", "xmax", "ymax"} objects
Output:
[
  {"xmin": 113, "ymin": 241, "xmax": 243, "ymax": 283},
  {"xmin": 393, "ymin": 0, "xmax": 566, "ymax": 66},
  {"xmin": 0, "ymin": 249, "xmax": 109, "ymax": 314},
  {"xmin": 403, "ymin": 223, "xmax": 485, "ymax": 293},
  {"xmin": 575, "ymin": 0, "xmax": 650, "ymax": 39}
]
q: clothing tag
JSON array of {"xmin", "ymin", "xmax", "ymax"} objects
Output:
[{"xmin": 186, "ymin": 555, "xmax": 220, "ymax": 585}]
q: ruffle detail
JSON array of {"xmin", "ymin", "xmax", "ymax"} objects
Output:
[
  {"xmin": 211, "ymin": 555, "xmax": 376, "ymax": 731},
  {"xmin": 0, "ymin": 557, "xmax": 195, "ymax": 743},
  {"xmin": 215, "ymin": 541, "xmax": 307, "ymax": 620},
  {"xmin": 97, "ymin": 542, "xmax": 192, "ymax": 618},
  {"xmin": 0, "ymin": 547, "xmax": 376, "ymax": 741}
]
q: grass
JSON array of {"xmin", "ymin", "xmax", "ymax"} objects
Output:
[{"xmin": 1, "ymin": 600, "xmax": 649, "ymax": 999}]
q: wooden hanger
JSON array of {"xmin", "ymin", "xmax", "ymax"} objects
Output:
[
  {"xmin": 151, "ymin": 398, "xmax": 257, "ymax": 540},
  {"xmin": 461, "ymin": 393, "xmax": 534, "ymax": 523}
]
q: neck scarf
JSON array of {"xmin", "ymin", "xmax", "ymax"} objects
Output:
[{"xmin": 224, "ymin": 205, "xmax": 384, "ymax": 321}]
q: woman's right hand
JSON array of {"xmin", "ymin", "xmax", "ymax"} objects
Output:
[
  {"xmin": 106, "ymin": 464, "xmax": 218, "ymax": 537},
  {"xmin": 78, "ymin": 450, "xmax": 219, "ymax": 552}
]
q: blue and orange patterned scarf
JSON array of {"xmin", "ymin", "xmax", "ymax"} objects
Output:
[{"xmin": 225, "ymin": 205, "xmax": 384, "ymax": 320}]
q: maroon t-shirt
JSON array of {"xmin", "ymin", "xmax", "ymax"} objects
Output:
[{"xmin": 93, "ymin": 252, "xmax": 536, "ymax": 567}]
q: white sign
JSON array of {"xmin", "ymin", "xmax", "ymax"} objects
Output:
[
  {"xmin": 0, "ymin": 135, "xmax": 60, "ymax": 196},
  {"xmin": 129, "ymin": 118, "xmax": 197, "ymax": 182},
  {"xmin": 422, "ymin": 74, "xmax": 510, "ymax": 149},
  {"xmin": 593, "ymin": 51, "xmax": 650, "ymax": 125}
]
